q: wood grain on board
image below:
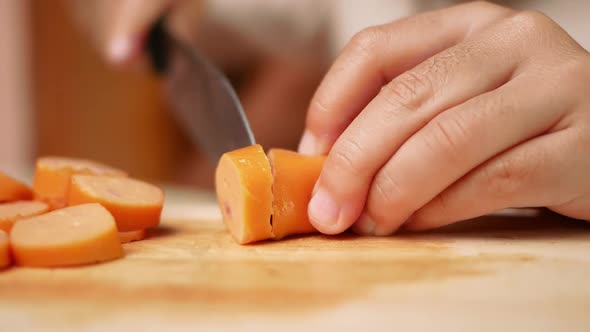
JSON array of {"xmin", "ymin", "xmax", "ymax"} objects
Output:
[{"xmin": 1, "ymin": 190, "xmax": 589, "ymax": 331}]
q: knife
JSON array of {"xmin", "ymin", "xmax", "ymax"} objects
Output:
[{"xmin": 146, "ymin": 18, "xmax": 255, "ymax": 166}]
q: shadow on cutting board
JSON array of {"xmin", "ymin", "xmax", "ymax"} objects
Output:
[{"xmin": 416, "ymin": 208, "xmax": 590, "ymax": 240}]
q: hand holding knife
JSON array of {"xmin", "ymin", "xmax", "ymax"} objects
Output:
[{"xmin": 145, "ymin": 18, "xmax": 256, "ymax": 166}]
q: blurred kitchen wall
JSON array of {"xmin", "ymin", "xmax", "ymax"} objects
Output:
[
  {"xmin": 1, "ymin": 0, "xmax": 588, "ymax": 185},
  {"xmin": 30, "ymin": 0, "xmax": 188, "ymax": 183},
  {"xmin": 0, "ymin": 0, "xmax": 191, "ymax": 183}
]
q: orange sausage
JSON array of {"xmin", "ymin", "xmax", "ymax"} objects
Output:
[
  {"xmin": 32, "ymin": 157, "xmax": 127, "ymax": 210},
  {"xmin": 0, "ymin": 201, "xmax": 50, "ymax": 233},
  {"xmin": 215, "ymin": 144, "xmax": 274, "ymax": 244},
  {"xmin": 268, "ymin": 149, "xmax": 325, "ymax": 239},
  {"xmin": 0, "ymin": 230, "xmax": 10, "ymax": 269},
  {"xmin": 68, "ymin": 175, "xmax": 164, "ymax": 232},
  {"xmin": 10, "ymin": 203, "xmax": 124, "ymax": 267},
  {"xmin": 118, "ymin": 229, "xmax": 146, "ymax": 243},
  {"xmin": 0, "ymin": 171, "xmax": 32, "ymax": 202}
]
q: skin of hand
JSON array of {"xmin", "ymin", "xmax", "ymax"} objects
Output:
[
  {"xmin": 66, "ymin": 0, "xmax": 327, "ymax": 190},
  {"xmin": 299, "ymin": 1, "xmax": 590, "ymax": 236},
  {"xmin": 67, "ymin": 0, "xmax": 203, "ymax": 67},
  {"xmin": 106, "ymin": 0, "xmax": 174, "ymax": 65}
]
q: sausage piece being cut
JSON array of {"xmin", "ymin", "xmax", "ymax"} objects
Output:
[
  {"xmin": 68, "ymin": 175, "xmax": 164, "ymax": 232},
  {"xmin": 215, "ymin": 145, "xmax": 327, "ymax": 244},
  {"xmin": 215, "ymin": 144, "xmax": 274, "ymax": 244},
  {"xmin": 10, "ymin": 203, "xmax": 124, "ymax": 267},
  {"xmin": 267, "ymin": 149, "xmax": 325, "ymax": 239},
  {"xmin": 32, "ymin": 157, "xmax": 127, "ymax": 210}
]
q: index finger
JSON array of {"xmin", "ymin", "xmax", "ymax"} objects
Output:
[{"xmin": 298, "ymin": 1, "xmax": 512, "ymax": 156}]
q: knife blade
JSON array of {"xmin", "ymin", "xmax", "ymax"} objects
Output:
[{"xmin": 146, "ymin": 19, "xmax": 255, "ymax": 166}]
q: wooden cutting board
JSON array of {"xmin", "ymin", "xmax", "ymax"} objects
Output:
[{"xmin": 1, "ymin": 188, "xmax": 589, "ymax": 332}]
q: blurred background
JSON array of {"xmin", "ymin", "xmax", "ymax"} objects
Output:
[{"xmin": 1, "ymin": 0, "xmax": 588, "ymax": 191}]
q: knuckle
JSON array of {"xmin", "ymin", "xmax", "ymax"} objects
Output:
[
  {"xmin": 482, "ymin": 158, "xmax": 529, "ymax": 198},
  {"xmin": 541, "ymin": 55, "xmax": 590, "ymax": 109},
  {"xmin": 381, "ymin": 70, "xmax": 434, "ymax": 112},
  {"xmin": 368, "ymin": 169, "xmax": 418, "ymax": 232},
  {"xmin": 347, "ymin": 26, "xmax": 385, "ymax": 59},
  {"xmin": 311, "ymin": 97, "xmax": 331, "ymax": 115},
  {"xmin": 503, "ymin": 10, "xmax": 585, "ymax": 56},
  {"xmin": 562, "ymin": 56, "xmax": 590, "ymax": 87},
  {"xmin": 370, "ymin": 171, "xmax": 409, "ymax": 215},
  {"xmin": 423, "ymin": 113, "xmax": 469, "ymax": 161},
  {"xmin": 562, "ymin": 59, "xmax": 590, "ymax": 102},
  {"xmin": 508, "ymin": 10, "xmax": 555, "ymax": 37},
  {"xmin": 328, "ymin": 137, "xmax": 366, "ymax": 178},
  {"xmin": 307, "ymin": 97, "xmax": 338, "ymax": 133}
]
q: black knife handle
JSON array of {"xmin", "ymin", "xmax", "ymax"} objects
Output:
[{"xmin": 146, "ymin": 18, "xmax": 169, "ymax": 74}]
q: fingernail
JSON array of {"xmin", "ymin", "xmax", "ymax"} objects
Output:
[
  {"xmin": 298, "ymin": 130, "xmax": 319, "ymax": 155},
  {"xmin": 308, "ymin": 189, "xmax": 340, "ymax": 229},
  {"xmin": 108, "ymin": 36, "xmax": 133, "ymax": 64},
  {"xmin": 352, "ymin": 213, "xmax": 376, "ymax": 235}
]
